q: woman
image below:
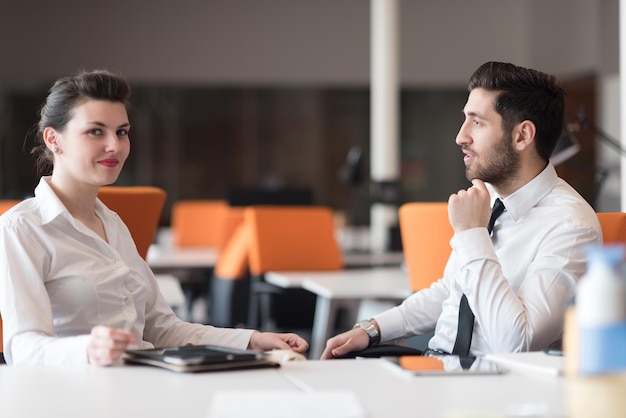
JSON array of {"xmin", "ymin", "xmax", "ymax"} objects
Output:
[{"xmin": 0, "ymin": 69, "xmax": 308, "ymax": 365}]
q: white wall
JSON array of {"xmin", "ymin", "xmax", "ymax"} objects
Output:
[
  {"xmin": 528, "ymin": 0, "xmax": 601, "ymax": 77},
  {"xmin": 0, "ymin": 0, "xmax": 608, "ymax": 86},
  {"xmin": 598, "ymin": 74, "xmax": 621, "ymax": 211},
  {"xmin": 2, "ymin": 0, "xmax": 621, "ymax": 209},
  {"xmin": 597, "ymin": 0, "xmax": 621, "ymax": 211}
]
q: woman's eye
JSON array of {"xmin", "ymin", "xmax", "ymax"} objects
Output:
[
  {"xmin": 117, "ymin": 129, "xmax": 129, "ymax": 136},
  {"xmin": 88, "ymin": 129, "xmax": 102, "ymax": 135}
]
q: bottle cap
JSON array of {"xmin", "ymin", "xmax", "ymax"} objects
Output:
[{"xmin": 586, "ymin": 244, "xmax": 625, "ymax": 269}]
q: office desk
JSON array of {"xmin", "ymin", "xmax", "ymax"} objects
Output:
[
  {"xmin": 147, "ymin": 245, "xmax": 218, "ymax": 269},
  {"xmin": 341, "ymin": 251, "xmax": 404, "ymax": 268},
  {"xmin": 155, "ymin": 274, "xmax": 186, "ymax": 315},
  {"xmin": 2, "ymin": 357, "xmax": 608, "ymax": 418},
  {"xmin": 266, "ymin": 268, "xmax": 412, "ymax": 359},
  {"xmin": 148, "ymin": 246, "xmax": 219, "ymax": 322},
  {"xmin": 149, "ymin": 225, "xmax": 403, "ymax": 270}
]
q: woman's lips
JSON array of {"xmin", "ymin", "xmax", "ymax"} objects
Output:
[{"xmin": 99, "ymin": 159, "xmax": 119, "ymax": 168}]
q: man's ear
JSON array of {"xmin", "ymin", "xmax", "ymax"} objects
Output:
[{"xmin": 513, "ymin": 120, "xmax": 536, "ymax": 151}]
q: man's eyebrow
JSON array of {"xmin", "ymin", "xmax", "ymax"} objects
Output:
[{"xmin": 463, "ymin": 110, "xmax": 485, "ymax": 119}]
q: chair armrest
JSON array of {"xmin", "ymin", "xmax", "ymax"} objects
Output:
[
  {"xmin": 337, "ymin": 343, "xmax": 423, "ymax": 359},
  {"xmin": 251, "ymin": 281, "xmax": 285, "ymax": 295}
]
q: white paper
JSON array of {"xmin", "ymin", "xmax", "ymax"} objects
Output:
[
  {"xmin": 484, "ymin": 351, "xmax": 564, "ymax": 376},
  {"xmin": 207, "ymin": 390, "xmax": 366, "ymax": 418}
]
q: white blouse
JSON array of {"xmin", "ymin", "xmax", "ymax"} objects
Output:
[{"xmin": 0, "ymin": 177, "xmax": 253, "ymax": 365}]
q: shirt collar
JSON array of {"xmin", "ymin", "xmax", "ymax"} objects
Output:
[
  {"xmin": 34, "ymin": 176, "xmax": 70, "ymax": 225},
  {"xmin": 486, "ymin": 163, "xmax": 559, "ymax": 222},
  {"xmin": 34, "ymin": 176, "xmax": 110, "ymax": 225}
]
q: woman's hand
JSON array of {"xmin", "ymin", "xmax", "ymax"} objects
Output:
[
  {"xmin": 248, "ymin": 331, "xmax": 309, "ymax": 353},
  {"xmin": 87, "ymin": 325, "xmax": 136, "ymax": 366}
]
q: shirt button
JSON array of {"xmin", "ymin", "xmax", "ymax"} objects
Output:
[
  {"xmin": 125, "ymin": 297, "xmax": 132, "ymax": 306},
  {"xmin": 114, "ymin": 261, "xmax": 122, "ymax": 268},
  {"xmin": 446, "ymin": 329, "xmax": 453, "ymax": 336}
]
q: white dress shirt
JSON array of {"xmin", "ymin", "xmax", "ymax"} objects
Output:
[
  {"xmin": 374, "ymin": 164, "xmax": 602, "ymax": 355},
  {"xmin": 0, "ymin": 177, "xmax": 254, "ymax": 365}
]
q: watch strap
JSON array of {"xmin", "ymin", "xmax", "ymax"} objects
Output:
[{"xmin": 353, "ymin": 319, "xmax": 380, "ymax": 347}]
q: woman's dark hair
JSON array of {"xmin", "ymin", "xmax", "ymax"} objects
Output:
[
  {"xmin": 30, "ymin": 69, "xmax": 131, "ymax": 175},
  {"xmin": 468, "ymin": 61, "xmax": 566, "ymax": 162}
]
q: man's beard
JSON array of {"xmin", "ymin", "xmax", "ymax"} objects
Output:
[{"xmin": 464, "ymin": 132, "xmax": 520, "ymax": 187}]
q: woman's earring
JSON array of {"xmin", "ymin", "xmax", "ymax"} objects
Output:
[{"xmin": 52, "ymin": 146, "xmax": 59, "ymax": 153}]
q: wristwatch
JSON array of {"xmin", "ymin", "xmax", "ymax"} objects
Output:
[{"xmin": 353, "ymin": 319, "xmax": 380, "ymax": 347}]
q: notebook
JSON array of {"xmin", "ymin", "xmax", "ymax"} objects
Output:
[{"xmin": 124, "ymin": 345, "xmax": 280, "ymax": 373}]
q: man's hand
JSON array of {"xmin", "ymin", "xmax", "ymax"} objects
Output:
[
  {"xmin": 87, "ymin": 325, "xmax": 136, "ymax": 366},
  {"xmin": 248, "ymin": 331, "xmax": 309, "ymax": 353},
  {"xmin": 320, "ymin": 328, "xmax": 369, "ymax": 359},
  {"xmin": 448, "ymin": 179, "xmax": 492, "ymax": 233}
]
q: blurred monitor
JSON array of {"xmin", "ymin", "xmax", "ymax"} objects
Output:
[
  {"xmin": 227, "ymin": 188, "xmax": 314, "ymax": 207},
  {"xmin": 550, "ymin": 126, "xmax": 580, "ymax": 166},
  {"xmin": 338, "ymin": 146, "xmax": 364, "ymax": 186}
]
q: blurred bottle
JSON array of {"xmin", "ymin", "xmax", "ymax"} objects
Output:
[
  {"xmin": 575, "ymin": 244, "xmax": 626, "ymax": 375},
  {"xmin": 563, "ymin": 300, "xmax": 578, "ymax": 377}
]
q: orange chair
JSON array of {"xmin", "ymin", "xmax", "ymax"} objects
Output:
[
  {"xmin": 215, "ymin": 207, "xmax": 245, "ymax": 251},
  {"xmin": 171, "ymin": 200, "xmax": 229, "ymax": 248},
  {"xmin": 399, "ymin": 202, "xmax": 453, "ymax": 292},
  {"xmin": 245, "ymin": 206, "xmax": 343, "ymax": 330},
  {"xmin": 597, "ymin": 212, "xmax": 626, "ymax": 244},
  {"xmin": 0, "ymin": 200, "xmax": 21, "ymax": 215},
  {"xmin": 97, "ymin": 186, "xmax": 167, "ymax": 260},
  {"xmin": 0, "ymin": 200, "xmax": 20, "ymax": 362},
  {"xmin": 210, "ymin": 222, "xmax": 251, "ymax": 327}
]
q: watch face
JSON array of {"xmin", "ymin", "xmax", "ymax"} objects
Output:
[
  {"xmin": 355, "ymin": 320, "xmax": 380, "ymax": 347},
  {"xmin": 358, "ymin": 321, "xmax": 376, "ymax": 337}
]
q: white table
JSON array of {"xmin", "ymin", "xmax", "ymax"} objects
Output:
[
  {"xmin": 341, "ymin": 251, "xmax": 404, "ymax": 268},
  {"xmin": 147, "ymin": 245, "xmax": 218, "ymax": 269},
  {"xmin": 155, "ymin": 274, "xmax": 186, "ymax": 315},
  {"xmin": 148, "ymin": 245, "xmax": 219, "ymax": 322},
  {"xmin": 149, "ymin": 225, "xmax": 402, "ymax": 270},
  {"xmin": 266, "ymin": 267, "xmax": 412, "ymax": 359},
  {"xmin": 0, "ymin": 356, "xmax": 595, "ymax": 418},
  {"xmin": 147, "ymin": 246, "xmax": 402, "ymax": 270}
]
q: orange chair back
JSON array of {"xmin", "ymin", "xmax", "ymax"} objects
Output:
[
  {"xmin": 216, "ymin": 207, "xmax": 245, "ymax": 251},
  {"xmin": 246, "ymin": 206, "xmax": 343, "ymax": 274},
  {"xmin": 597, "ymin": 212, "xmax": 626, "ymax": 244},
  {"xmin": 0, "ymin": 200, "xmax": 21, "ymax": 215},
  {"xmin": 171, "ymin": 200, "xmax": 228, "ymax": 247},
  {"xmin": 399, "ymin": 202, "xmax": 452, "ymax": 292},
  {"xmin": 97, "ymin": 186, "xmax": 167, "ymax": 260},
  {"xmin": 0, "ymin": 200, "xmax": 21, "ymax": 354},
  {"xmin": 214, "ymin": 222, "xmax": 250, "ymax": 280}
]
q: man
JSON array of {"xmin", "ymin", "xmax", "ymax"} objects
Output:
[{"xmin": 321, "ymin": 61, "xmax": 601, "ymax": 359}]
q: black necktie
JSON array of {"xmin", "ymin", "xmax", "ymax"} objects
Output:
[{"xmin": 452, "ymin": 198, "xmax": 505, "ymax": 358}]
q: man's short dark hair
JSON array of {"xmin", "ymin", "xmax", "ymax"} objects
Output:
[{"xmin": 468, "ymin": 61, "xmax": 566, "ymax": 162}]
